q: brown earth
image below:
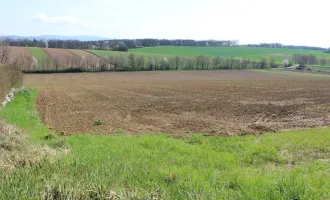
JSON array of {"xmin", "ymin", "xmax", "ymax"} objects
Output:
[
  {"xmin": 8, "ymin": 46, "xmax": 31, "ymax": 62},
  {"xmin": 43, "ymin": 48, "xmax": 106, "ymax": 70},
  {"xmin": 43, "ymin": 48, "xmax": 77, "ymax": 67},
  {"xmin": 69, "ymin": 49, "xmax": 105, "ymax": 68},
  {"xmin": 24, "ymin": 70, "xmax": 330, "ymax": 136},
  {"xmin": 69, "ymin": 49, "xmax": 100, "ymax": 59}
]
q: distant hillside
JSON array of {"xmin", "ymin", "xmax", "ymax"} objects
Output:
[{"xmin": 2, "ymin": 35, "xmax": 110, "ymax": 41}]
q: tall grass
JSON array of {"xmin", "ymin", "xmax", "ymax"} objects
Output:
[{"xmin": 0, "ymin": 89, "xmax": 330, "ymax": 199}]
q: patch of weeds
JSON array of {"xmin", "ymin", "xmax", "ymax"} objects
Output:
[
  {"xmin": 43, "ymin": 133, "xmax": 56, "ymax": 140},
  {"xmin": 94, "ymin": 120, "xmax": 103, "ymax": 126},
  {"xmin": 188, "ymin": 134, "xmax": 205, "ymax": 145},
  {"xmin": 49, "ymin": 140, "xmax": 67, "ymax": 149},
  {"xmin": 164, "ymin": 173, "xmax": 177, "ymax": 184}
]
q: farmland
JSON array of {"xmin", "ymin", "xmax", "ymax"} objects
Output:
[
  {"xmin": 87, "ymin": 46, "xmax": 330, "ymax": 62},
  {"xmin": 129, "ymin": 46, "xmax": 330, "ymax": 61},
  {"xmin": 1, "ymin": 70, "xmax": 330, "ymax": 199},
  {"xmin": 5, "ymin": 46, "xmax": 330, "ymax": 73},
  {"xmin": 23, "ymin": 70, "xmax": 330, "ymax": 135},
  {"xmin": 28, "ymin": 47, "xmax": 49, "ymax": 61},
  {"xmin": 2, "ymin": 45, "xmax": 330, "ymax": 199},
  {"xmin": 8, "ymin": 46, "xmax": 31, "ymax": 62}
]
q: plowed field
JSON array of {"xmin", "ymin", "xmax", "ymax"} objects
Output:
[
  {"xmin": 43, "ymin": 48, "xmax": 77, "ymax": 67},
  {"xmin": 69, "ymin": 49, "xmax": 105, "ymax": 67},
  {"xmin": 9, "ymin": 46, "xmax": 31, "ymax": 62},
  {"xmin": 24, "ymin": 70, "xmax": 330, "ymax": 135}
]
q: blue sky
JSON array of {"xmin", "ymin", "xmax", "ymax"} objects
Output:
[{"xmin": 1, "ymin": 0, "xmax": 329, "ymax": 47}]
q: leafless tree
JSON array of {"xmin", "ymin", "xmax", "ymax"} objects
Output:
[{"xmin": 0, "ymin": 39, "xmax": 11, "ymax": 64}]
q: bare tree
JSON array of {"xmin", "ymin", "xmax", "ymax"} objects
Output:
[{"xmin": 0, "ymin": 39, "xmax": 11, "ymax": 64}]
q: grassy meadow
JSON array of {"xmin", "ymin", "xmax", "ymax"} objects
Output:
[
  {"xmin": 88, "ymin": 46, "xmax": 330, "ymax": 64},
  {"xmin": 131, "ymin": 46, "xmax": 330, "ymax": 61},
  {"xmin": 0, "ymin": 89, "xmax": 330, "ymax": 199}
]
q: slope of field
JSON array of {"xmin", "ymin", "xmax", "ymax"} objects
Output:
[
  {"xmin": 43, "ymin": 48, "xmax": 78, "ymax": 67},
  {"xmin": 89, "ymin": 47, "xmax": 330, "ymax": 63},
  {"xmin": 1, "ymin": 89, "xmax": 330, "ymax": 199},
  {"xmin": 129, "ymin": 46, "xmax": 330, "ymax": 61},
  {"xmin": 69, "ymin": 49, "xmax": 105, "ymax": 66},
  {"xmin": 24, "ymin": 71, "xmax": 330, "ymax": 135},
  {"xmin": 89, "ymin": 49, "xmax": 163, "ymax": 59}
]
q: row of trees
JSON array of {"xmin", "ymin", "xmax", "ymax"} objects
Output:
[
  {"xmin": 0, "ymin": 39, "xmax": 22, "ymax": 100},
  {"xmin": 246, "ymin": 43, "xmax": 326, "ymax": 51},
  {"xmin": 6, "ymin": 39, "xmax": 240, "ymax": 51},
  {"xmin": 10, "ymin": 53, "xmax": 279, "ymax": 73},
  {"xmin": 93, "ymin": 54, "xmax": 278, "ymax": 72},
  {"xmin": 292, "ymin": 54, "xmax": 330, "ymax": 66},
  {"xmin": 326, "ymin": 48, "xmax": 330, "ymax": 53}
]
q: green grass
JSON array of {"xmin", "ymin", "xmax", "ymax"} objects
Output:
[
  {"xmin": 28, "ymin": 47, "xmax": 49, "ymax": 61},
  {"xmin": 89, "ymin": 46, "xmax": 330, "ymax": 64},
  {"xmin": 130, "ymin": 46, "xmax": 330, "ymax": 62},
  {"xmin": 1, "ymin": 89, "xmax": 330, "ymax": 199}
]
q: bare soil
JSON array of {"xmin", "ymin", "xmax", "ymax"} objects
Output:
[
  {"xmin": 43, "ymin": 48, "xmax": 77, "ymax": 67},
  {"xmin": 24, "ymin": 70, "xmax": 330, "ymax": 136},
  {"xmin": 9, "ymin": 47, "xmax": 31, "ymax": 62}
]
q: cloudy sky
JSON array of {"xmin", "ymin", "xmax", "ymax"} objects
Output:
[{"xmin": 1, "ymin": 0, "xmax": 328, "ymax": 47}]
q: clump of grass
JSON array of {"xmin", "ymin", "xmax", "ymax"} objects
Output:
[
  {"xmin": 164, "ymin": 173, "xmax": 177, "ymax": 184},
  {"xmin": 0, "ymin": 120, "xmax": 57, "ymax": 170},
  {"xmin": 188, "ymin": 134, "xmax": 205, "ymax": 145},
  {"xmin": 43, "ymin": 133, "xmax": 56, "ymax": 140},
  {"xmin": 94, "ymin": 120, "xmax": 103, "ymax": 126}
]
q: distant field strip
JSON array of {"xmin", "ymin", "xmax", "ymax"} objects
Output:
[
  {"xmin": 28, "ymin": 47, "xmax": 50, "ymax": 61},
  {"xmin": 88, "ymin": 49, "xmax": 168, "ymax": 59},
  {"xmin": 129, "ymin": 46, "xmax": 330, "ymax": 61},
  {"xmin": 252, "ymin": 69, "xmax": 330, "ymax": 78}
]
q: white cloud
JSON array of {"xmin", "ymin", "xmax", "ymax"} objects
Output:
[{"xmin": 35, "ymin": 13, "xmax": 90, "ymax": 27}]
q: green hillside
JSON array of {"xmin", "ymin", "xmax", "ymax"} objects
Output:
[{"xmin": 89, "ymin": 46, "xmax": 330, "ymax": 63}]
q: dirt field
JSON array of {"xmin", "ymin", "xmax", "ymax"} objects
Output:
[
  {"xmin": 43, "ymin": 48, "xmax": 77, "ymax": 67},
  {"xmin": 69, "ymin": 49, "xmax": 105, "ymax": 67},
  {"xmin": 69, "ymin": 49, "xmax": 99, "ymax": 59},
  {"xmin": 9, "ymin": 46, "xmax": 31, "ymax": 62},
  {"xmin": 24, "ymin": 70, "xmax": 330, "ymax": 135}
]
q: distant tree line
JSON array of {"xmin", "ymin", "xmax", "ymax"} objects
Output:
[
  {"xmin": 245, "ymin": 43, "xmax": 326, "ymax": 51},
  {"xmin": 292, "ymin": 53, "xmax": 330, "ymax": 66},
  {"xmin": 7, "ymin": 38, "xmax": 327, "ymax": 52},
  {"xmin": 7, "ymin": 38, "xmax": 240, "ymax": 51},
  {"xmin": 326, "ymin": 47, "xmax": 330, "ymax": 53}
]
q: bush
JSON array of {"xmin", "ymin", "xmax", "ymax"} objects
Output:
[{"xmin": 0, "ymin": 64, "xmax": 23, "ymax": 101}]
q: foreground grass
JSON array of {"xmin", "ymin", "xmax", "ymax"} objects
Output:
[{"xmin": 1, "ymin": 90, "xmax": 330, "ymax": 199}]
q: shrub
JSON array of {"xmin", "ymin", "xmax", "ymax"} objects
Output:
[{"xmin": 0, "ymin": 64, "xmax": 23, "ymax": 101}]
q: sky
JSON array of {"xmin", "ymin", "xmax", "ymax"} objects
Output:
[{"xmin": 0, "ymin": 0, "xmax": 329, "ymax": 47}]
